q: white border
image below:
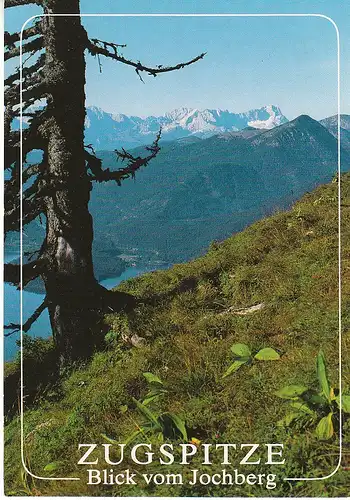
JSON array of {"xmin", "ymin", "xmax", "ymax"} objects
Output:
[{"xmin": 19, "ymin": 13, "xmax": 342, "ymax": 484}]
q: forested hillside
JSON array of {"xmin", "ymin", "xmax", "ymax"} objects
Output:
[{"xmin": 6, "ymin": 115, "xmax": 348, "ymax": 275}]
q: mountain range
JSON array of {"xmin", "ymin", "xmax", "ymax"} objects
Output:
[
  {"xmin": 84, "ymin": 104, "xmax": 288, "ymax": 150},
  {"xmin": 7, "ymin": 110, "xmax": 350, "ymax": 286},
  {"xmin": 89, "ymin": 113, "xmax": 349, "ymax": 265},
  {"xmin": 16, "ymin": 102, "xmax": 350, "ymax": 153}
]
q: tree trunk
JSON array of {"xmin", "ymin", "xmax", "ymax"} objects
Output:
[{"xmin": 41, "ymin": 0, "xmax": 102, "ymax": 364}]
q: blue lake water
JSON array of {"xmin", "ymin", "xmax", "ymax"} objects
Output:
[{"xmin": 4, "ymin": 257, "xmax": 148, "ymax": 361}]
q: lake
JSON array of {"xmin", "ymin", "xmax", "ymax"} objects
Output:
[{"xmin": 4, "ymin": 257, "xmax": 150, "ymax": 361}]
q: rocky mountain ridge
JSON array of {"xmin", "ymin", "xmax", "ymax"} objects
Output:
[{"xmin": 84, "ymin": 104, "xmax": 288, "ymax": 150}]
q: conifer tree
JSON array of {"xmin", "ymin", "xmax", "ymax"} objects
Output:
[{"xmin": 4, "ymin": 0, "xmax": 205, "ymax": 364}]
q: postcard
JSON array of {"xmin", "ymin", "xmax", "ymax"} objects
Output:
[{"xmin": 3, "ymin": 0, "xmax": 349, "ymax": 497}]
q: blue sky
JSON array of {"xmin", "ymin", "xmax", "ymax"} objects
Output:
[{"xmin": 5, "ymin": 0, "xmax": 350, "ymax": 120}]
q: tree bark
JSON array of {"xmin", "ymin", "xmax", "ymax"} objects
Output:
[{"xmin": 40, "ymin": 0, "xmax": 102, "ymax": 364}]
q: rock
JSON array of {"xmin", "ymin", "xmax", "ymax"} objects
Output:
[
  {"xmin": 130, "ymin": 334, "xmax": 147, "ymax": 348},
  {"xmin": 221, "ymin": 302, "xmax": 265, "ymax": 316},
  {"xmin": 122, "ymin": 333, "xmax": 147, "ymax": 348}
]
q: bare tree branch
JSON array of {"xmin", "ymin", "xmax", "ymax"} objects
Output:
[
  {"xmin": 4, "ymin": 104, "xmax": 14, "ymax": 139},
  {"xmin": 5, "ymin": 0, "xmax": 42, "ymax": 8},
  {"xmin": 87, "ymin": 39, "xmax": 206, "ymax": 81},
  {"xmin": 4, "ymin": 128, "xmax": 46, "ymax": 172},
  {"xmin": 90, "ymin": 38, "xmax": 126, "ymax": 54},
  {"xmin": 5, "ymin": 54, "xmax": 45, "ymax": 87},
  {"xmin": 5, "ymin": 160, "xmax": 46, "ymax": 228},
  {"xmin": 89, "ymin": 129, "xmax": 161, "ymax": 185},
  {"xmin": 5, "ymin": 22, "xmax": 42, "ymax": 47},
  {"xmin": 5, "ymin": 129, "xmax": 43, "ymax": 167},
  {"xmin": 23, "ymin": 162, "xmax": 47, "ymax": 183},
  {"xmin": 84, "ymin": 149, "xmax": 102, "ymax": 176},
  {"xmin": 5, "ymin": 142, "xmax": 44, "ymax": 173},
  {"xmin": 5, "ymin": 61, "xmax": 44, "ymax": 139},
  {"xmin": 4, "ymin": 197, "xmax": 44, "ymax": 234},
  {"xmin": 4, "ymin": 297, "xmax": 48, "ymax": 336},
  {"xmin": 4, "ymin": 259, "xmax": 47, "ymax": 288},
  {"xmin": 5, "ymin": 36, "xmax": 43, "ymax": 61},
  {"xmin": 3, "ymin": 325, "xmax": 21, "ymax": 337},
  {"xmin": 5, "ymin": 77, "xmax": 45, "ymax": 107}
]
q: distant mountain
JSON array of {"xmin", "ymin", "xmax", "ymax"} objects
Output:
[
  {"xmin": 320, "ymin": 114, "xmax": 350, "ymax": 131},
  {"xmin": 252, "ymin": 114, "xmax": 337, "ymax": 151},
  {"xmin": 319, "ymin": 114, "xmax": 350, "ymax": 152},
  {"xmin": 89, "ymin": 114, "xmax": 348, "ymax": 264},
  {"xmin": 84, "ymin": 104, "xmax": 288, "ymax": 150}
]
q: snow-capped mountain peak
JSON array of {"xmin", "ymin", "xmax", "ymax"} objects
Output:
[
  {"xmin": 248, "ymin": 104, "xmax": 286, "ymax": 129},
  {"xmin": 84, "ymin": 104, "xmax": 289, "ymax": 150},
  {"xmin": 164, "ymin": 107, "xmax": 196, "ymax": 121}
]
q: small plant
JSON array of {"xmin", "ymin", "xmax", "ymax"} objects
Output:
[
  {"xmin": 142, "ymin": 372, "xmax": 168, "ymax": 405},
  {"xmin": 276, "ymin": 350, "xmax": 350, "ymax": 440},
  {"xmin": 104, "ymin": 314, "xmax": 131, "ymax": 347},
  {"xmin": 102, "ymin": 372, "xmax": 186, "ymax": 445},
  {"xmin": 222, "ymin": 343, "xmax": 280, "ymax": 378},
  {"xmin": 126, "ymin": 372, "xmax": 185, "ymax": 443},
  {"xmin": 43, "ymin": 461, "xmax": 62, "ymax": 474},
  {"xmin": 104, "ymin": 330, "xmax": 121, "ymax": 346},
  {"xmin": 126, "ymin": 398, "xmax": 188, "ymax": 444}
]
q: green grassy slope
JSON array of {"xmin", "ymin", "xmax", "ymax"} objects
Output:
[{"xmin": 4, "ymin": 174, "xmax": 350, "ymax": 497}]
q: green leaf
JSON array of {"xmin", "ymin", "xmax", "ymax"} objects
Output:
[
  {"xmin": 277, "ymin": 412, "xmax": 301, "ymax": 427},
  {"xmin": 335, "ymin": 394, "xmax": 350, "ymax": 413},
  {"xmin": 156, "ymin": 431, "xmax": 164, "ymax": 442},
  {"xmin": 44, "ymin": 462, "xmax": 60, "ymax": 472},
  {"xmin": 143, "ymin": 372, "xmax": 163, "ymax": 385},
  {"xmin": 222, "ymin": 359, "xmax": 248, "ymax": 378},
  {"xmin": 101, "ymin": 433, "xmax": 119, "ymax": 444},
  {"xmin": 143, "ymin": 387, "xmax": 167, "ymax": 406},
  {"xmin": 306, "ymin": 392, "xmax": 328, "ymax": 406},
  {"xmin": 140, "ymin": 421, "xmax": 154, "ymax": 429},
  {"xmin": 289, "ymin": 401, "xmax": 315, "ymax": 415},
  {"xmin": 147, "ymin": 387, "xmax": 168, "ymax": 396},
  {"xmin": 132, "ymin": 397, "xmax": 160, "ymax": 427},
  {"xmin": 254, "ymin": 348, "xmax": 280, "ymax": 361},
  {"xmin": 125, "ymin": 427, "xmax": 146, "ymax": 446},
  {"xmin": 164, "ymin": 412, "xmax": 188, "ymax": 441},
  {"xmin": 275, "ymin": 385, "xmax": 308, "ymax": 399},
  {"xmin": 143, "ymin": 394, "xmax": 161, "ymax": 406},
  {"xmin": 316, "ymin": 350, "xmax": 330, "ymax": 402},
  {"xmin": 315, "ymin": 412, "xmax": 334, "ymax": 440},
  {"xmin": 230, "ymin": 343, "xmax": 251, "ymax": 357}
]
